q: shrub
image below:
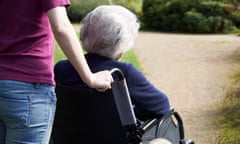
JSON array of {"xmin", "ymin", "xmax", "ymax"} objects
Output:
[
  {"xmin": 67, "ymin": 0, "xmax": 106, "ymax": 23},
  {"xmin": 230, "ymin": 11, "xmax": 240, "ymax": 26},
  {"xmin": 67, "ymin": 0, "xmax": 142, "ymax": 23},
  {"xmin": 142, "ymin": 0, "xmax": 240, "ymax": 33},
  {"xmin": 198, "ymin": 1, "xmax": 234, "ymax": 16},
  {"xmin": 112, "ymin": 0, "xmax": 142, "ymax": 15},
  {"xmin": 182, "ymin": 11, "xmax": 205, "ymax": 33}
]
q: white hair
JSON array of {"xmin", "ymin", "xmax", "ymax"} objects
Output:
[{"xmin": 80, "ymin": 5, "xmax": 140, "ymax": 59}]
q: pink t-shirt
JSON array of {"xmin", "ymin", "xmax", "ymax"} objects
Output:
[{"xmin": 0, "ymin": 0, "xmax": 70, "ymax": 85}]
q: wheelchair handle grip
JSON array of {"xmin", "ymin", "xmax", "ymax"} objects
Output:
[
  {"xmin": 110, "ymin": 68, "xmax": 125, "ymax": 81},
  {"xmin": 110, "ymin": 68, "xmax": 137, "ymax": 126}
]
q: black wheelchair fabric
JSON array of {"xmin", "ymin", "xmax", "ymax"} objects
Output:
[{"xmin": 51, "ymin": 84, "xmax": 129, "ymax": 144}]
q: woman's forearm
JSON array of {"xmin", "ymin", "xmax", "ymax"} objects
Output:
[{"xmin": 47, "ymin": 7, "xmax": 94, "ymax": 87}]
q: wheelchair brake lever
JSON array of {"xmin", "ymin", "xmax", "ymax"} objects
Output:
[{"xmin": 126, "ymin": 124, "xmax": 144, "ymax": 144}]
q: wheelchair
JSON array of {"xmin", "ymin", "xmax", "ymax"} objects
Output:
[{"xmin": 50, "ymin": 68, "xmax": 194, "ymax": 144}]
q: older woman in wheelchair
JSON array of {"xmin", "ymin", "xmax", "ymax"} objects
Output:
[{"xmin": 51, "ymin": 5, "xmax": 194, "ymax": 144}]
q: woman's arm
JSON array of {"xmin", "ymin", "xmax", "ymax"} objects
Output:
[{"xmin": 47, "ymin": 6, "xmax": 112, "ymax": 90}]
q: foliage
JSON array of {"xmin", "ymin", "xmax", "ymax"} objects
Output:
[
  {"xmin": 67, "ymin": 0, "xmax": 142, "ymax": 23},
  {"xmin": 67, "ymin": 0, "xmax": 106, "ymax": 23},
  {"xmin": 141, "ymin": 0, "xmax": 240, "ymax": 33},
  {"xmin": 111, "ymin": 0, "xmax": 142, "ymax": 15}
]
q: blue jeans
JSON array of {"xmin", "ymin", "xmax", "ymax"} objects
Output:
[{"xmin": 0, "ymin": 80, "xmax": 56, "ymax": 144}]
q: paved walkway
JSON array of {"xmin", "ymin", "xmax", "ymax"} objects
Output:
[{"xmin": 134, "ymin": 32, "xmax": 240, "ymax": 143}]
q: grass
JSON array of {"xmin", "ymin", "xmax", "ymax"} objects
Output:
[
  {"xmin": 54, "ymin": 42, "xmax": 143, "ymax": 71},
  {"xmin": 121, "ymin": 49, "xmax": 143, "ymax": 71},
  {"xmin": 216, "ymin": 70, "xmax": 240, "ymax": 144},
  {"xmin": 54, "ymin": 42, "xmax": 66, "ymax": 63}
]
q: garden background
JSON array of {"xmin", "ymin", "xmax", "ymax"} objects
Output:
[{"xmin": 54, "ymin": 0, "xmax": 240, "ymax": 143}]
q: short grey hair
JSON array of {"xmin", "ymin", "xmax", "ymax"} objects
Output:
[{"xmin": 80, "ymin": 5, "xmax": 140, "ymax": 59}]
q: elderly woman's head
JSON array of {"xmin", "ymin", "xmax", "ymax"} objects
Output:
[{"xmin": 80, "ymin": 5, "xmax": 140, "ymax": 60}]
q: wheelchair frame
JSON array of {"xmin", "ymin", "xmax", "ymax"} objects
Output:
[
  {"xmin": 50, "ymin": 68, "xmax": 194, "ymax": 144},
  {"xmin": 110, "ymin": 68, "xmax": 194, "ymax": 144}
]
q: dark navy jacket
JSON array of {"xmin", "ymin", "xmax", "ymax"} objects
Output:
[{"xmin": 54, "ymin": 53, "xmax": 170, "ymax": 120}]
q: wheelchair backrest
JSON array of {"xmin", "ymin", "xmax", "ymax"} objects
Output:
[{"xmin": 52, "ymin": 84, "xmax": 130, "ymax": 144}]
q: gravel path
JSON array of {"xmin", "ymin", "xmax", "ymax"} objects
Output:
[{"xmin": 134, "ymin": 32, "xmax": 240, "ymax": 144}]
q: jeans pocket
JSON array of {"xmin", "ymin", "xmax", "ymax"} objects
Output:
[
  {"xmin": 49, "ymin": 88, "xmax": 57, "ymax": 104},
  {"xmin": 0, "ymin": 92, "xmax": 31, "ymax": 129}
]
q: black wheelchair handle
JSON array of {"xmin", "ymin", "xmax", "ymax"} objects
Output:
[{"xmin": 110, "ymin": 68, "xmax": 125, "ymax": 81}]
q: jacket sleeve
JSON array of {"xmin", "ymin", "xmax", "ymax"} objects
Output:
[{"xmin": 123, "ymin": 63, "xmax": 170, "ymax": 121}]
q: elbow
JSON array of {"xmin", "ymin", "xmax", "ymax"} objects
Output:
[{"xmin": 52, "ymin": 23, "xmax": 70, "ymax": 36}]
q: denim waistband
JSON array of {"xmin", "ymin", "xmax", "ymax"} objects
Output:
[{"xmin": 0, "ymin": 80, "xmax": 54, "ymax": 90}]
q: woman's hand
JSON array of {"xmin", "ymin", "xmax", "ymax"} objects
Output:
[{"xmin": 90, "ymin": 70, "xmax": 113, "ymax": 92}]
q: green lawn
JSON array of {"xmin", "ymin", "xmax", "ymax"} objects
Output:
[
  {"xmin": 54, "ymin": 42, "xmax": 143, "ymax": 71},
  {"xmin": 216, "ymin": 71, "xmax": 240, "ymax": 144}
]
